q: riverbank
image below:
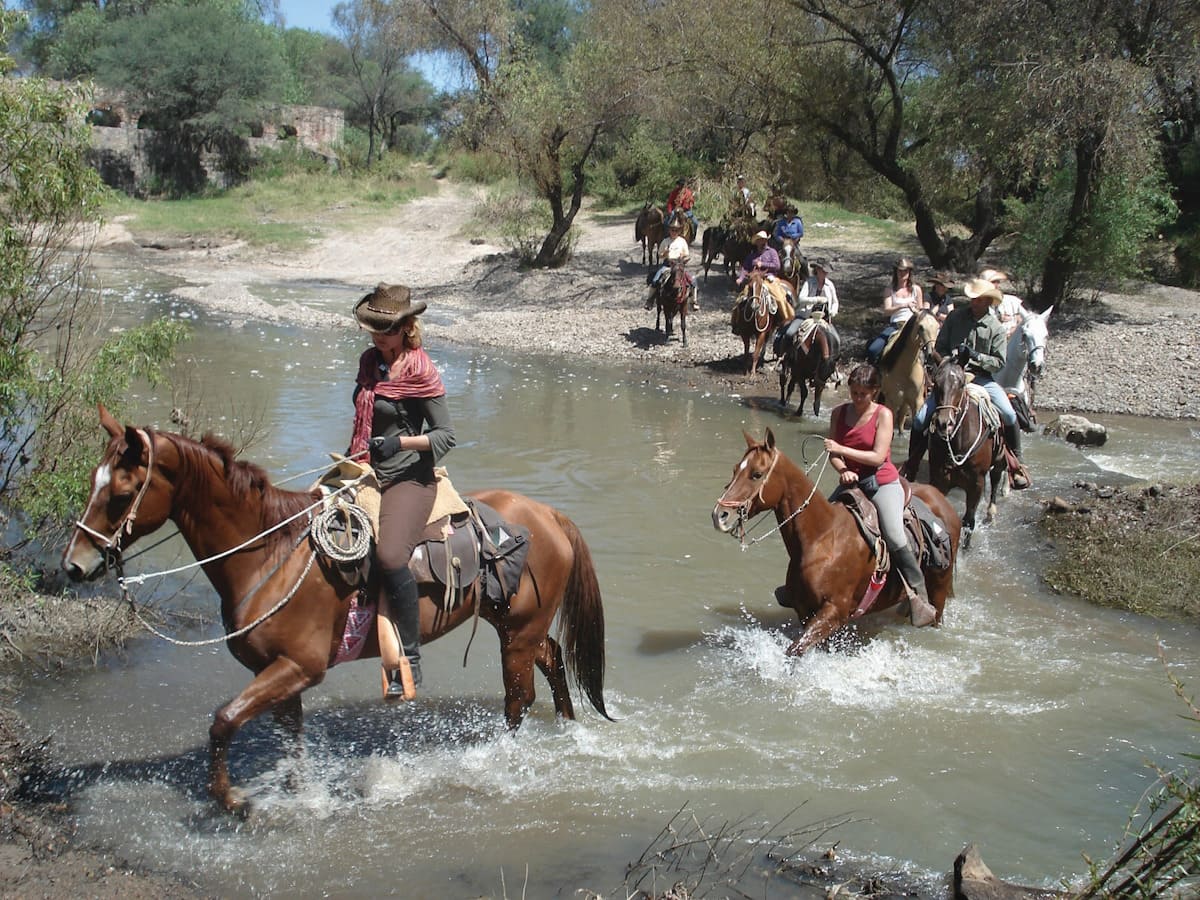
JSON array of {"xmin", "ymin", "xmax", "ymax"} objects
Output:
[{"xmin": 91, "ymin": 177, "xmax": 1200, "ymax": 420}]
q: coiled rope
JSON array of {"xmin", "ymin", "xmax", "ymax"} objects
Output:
[{"xmin": 310, "ymin": 502, "xmax": 374, "ymax": 563}]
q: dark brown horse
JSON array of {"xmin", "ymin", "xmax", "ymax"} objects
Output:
[
  {"xmin": 635, "ymin": 204, "xmax": 665, "ymax": 266},
  {"xmin": 653, "ymin": 260, "xmax": 692, "ymax": 345},
  {"xmin": 712, "ymin": 428, "xmax": 961, "ymax": 655},
  {"xmin": 730, "ymin": 272, "xmax": 790, "ymax": 376},
  {"xmin": 778, "ymin": 318, "xmax": 840, "ymax": 416},
  {"xmin": 927, "ymin": 360, "xmax": 1007, "ymax": 548},
  {"xmin": 62, "ymin": 406, "xmax": 610, "ymax": 813}
]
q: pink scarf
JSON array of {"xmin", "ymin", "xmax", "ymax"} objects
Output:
[{"xmin": 349, "ymin": 346, "xmax": 445, "ymax": 457}]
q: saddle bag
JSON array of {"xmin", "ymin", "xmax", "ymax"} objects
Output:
[
  {"xmin": 906, "ymin": 495, "xmax": 953, "ymax": 571},
  {"xmin": 1008, "ymin": 391, "xmax": 1036, "ymax": 432}
]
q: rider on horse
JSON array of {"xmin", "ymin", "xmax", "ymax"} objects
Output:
[
  {"xmin": 900, "ymin": 277, "xmax": 1028, "ymax": 487},
  {"xmin": 771, "ymin": 205, "xmax": 804, "ymax": 247},
  {"xmin": 352, "ymin": 284, "xmax": 457, "ymax": 699},
  {"xmin": 774, "ymin": 258, "xmax": 837, "ymax": 355},
  {"xmin": 825, "ymin": 363, "xmax": 938, "ymax": 627},
  {"xmin": 646, "ymin": 219, "xmax": 694, "ymax": 309},
  {"xmin": 666, "ymin": 178, "xmax": 699, "ymax": 241}
]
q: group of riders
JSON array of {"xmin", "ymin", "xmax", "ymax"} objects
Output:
[{"xmin": 641, "ymin": 178, "xmax": 1036, "ymax": 622}]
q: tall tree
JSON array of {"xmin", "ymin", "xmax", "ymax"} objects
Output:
[{"xmin": 90, "ymin": 0, "xmax": 289, "ymax": 193}]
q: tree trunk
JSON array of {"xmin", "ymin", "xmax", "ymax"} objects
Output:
[{"xmin": 1038, "ymin": 133, "xmax": 1104, "ymax": 309}]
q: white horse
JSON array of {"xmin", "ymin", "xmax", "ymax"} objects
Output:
[{"xmin": 996, "ymin": 305, "xmax": 1052, "ymax": 414}]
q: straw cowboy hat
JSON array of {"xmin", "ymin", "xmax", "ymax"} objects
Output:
[
  {"xmin": 753, "ymin": 230, "xmax": 770, "ymax": 241},
  {"xmin": 962, "ymin": 277, "xmax": 1003, "ymax": 306},
  {"xmin": 353, "ymin": 283, "xmax": 427, "ymax": 333}
]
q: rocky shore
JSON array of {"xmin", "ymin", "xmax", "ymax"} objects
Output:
[{"xmin": 112, "ymin": 181, "xmax": 1199, "ymax": 421}]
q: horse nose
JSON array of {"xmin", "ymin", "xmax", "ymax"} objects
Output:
[{"xmin": 712, "ymin": 505, "xmax": 733, "ymax": 532}]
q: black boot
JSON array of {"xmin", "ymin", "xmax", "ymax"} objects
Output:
[
  {"xmin": 900, "ymin": 428, "xmax": 928, "ymax": 481},
  {"xmin": 892, "ymin": 546, "xmax": 936, "ymax": 627},
  {"xmin": 381, "ymin": 566, "xmax": 422, "ymax": 690}
]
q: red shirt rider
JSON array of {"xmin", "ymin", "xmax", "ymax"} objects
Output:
[{"xmin": 666, "ymin": 180, "xmax": 694, "ymax": 214}]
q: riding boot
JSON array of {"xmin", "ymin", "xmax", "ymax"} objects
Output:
[
  {"xmin": 900, "ymin": 429, "xmax": 928, "ymax": 482},
  {"xmin": 891, "ymin": 546, "xmax": 936, "ymax": 628},
  {"xmin": 380, "ymin": 566, "xmax": 422, "ymax": 697},
  {"xmin": 1002, "ymin": 423, "xmax": 1030, "ymax": 489}
]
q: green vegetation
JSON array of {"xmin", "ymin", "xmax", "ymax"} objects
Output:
[
  {"xmin": 102, "ymin": 163, "xmax": 440, "ymax": 250},
  {"xmin": 0, "ymin": 11, "xmax": 187, "ymax": 561}
]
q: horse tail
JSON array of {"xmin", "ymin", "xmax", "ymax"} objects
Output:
[{"xmin": 553, "ymin": 509, "xmax": 612, "ymax": 721}]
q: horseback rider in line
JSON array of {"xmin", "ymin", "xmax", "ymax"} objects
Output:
[
  {"xmin": 666, "ymin": 178, "xmax": 699, "ymax": 241},
  {"xmin": 825, "ymin": 364, "xmax": 937, "ymax": 627},
  {"xmin": 899, "ymin": 277, "xmax": 1029, "ymax": 488},
  {"xmin": 646, "ymin": 219, "xmax": 694, "ymax": 310},
  {"xmin": 774, "ymin": 258, "xmax": 838, "ymax": 355}
]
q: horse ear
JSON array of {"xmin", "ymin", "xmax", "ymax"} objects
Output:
[
  {"xmin": 99, "ymin": 403, "xmax": 121, "ymax": 438},
  {"xmin": 122, "ymin": 425, "xmax": 147, "ymax": 464},
  {"xmin": 764, "ymin": 427, "xmax": 776, "ymax": 450},
  {"xmin": 743, "ymin": 430, "xmax": 756, "ymax": 449},
  {"xmin": 1042, "ymin": 305, "xmax": 1053, "ymax": 319}
]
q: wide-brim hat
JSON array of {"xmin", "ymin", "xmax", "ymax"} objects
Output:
[
  {"xmin": 753, "ymin": 230, "xmax": 770, "ymax": 241},
  {"xmin": 895, "ymin": 257, "xmax": 914, "ymax": 272},
  {"xmin": 963, "ymin": 277, "xmax": 1003, "ymax": 305},
  {"xmin": 353, "ymin": 283, "xmax": 426, "ymax": 333},
  {"xmin": 929, "ymin": 272, "xmax": 955, "ymax": 287},
  {"xmin": 811, "ymin": 257, "xmax": 832, "ymax": 273}
]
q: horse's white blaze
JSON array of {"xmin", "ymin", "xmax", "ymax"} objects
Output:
[
  {"xmin": 739, "ymin": 458, "xmax": 748, "ymax": 471},
  {"xmin": 65, "ymin": 463, "xmax": 111, "ymax": 559}
]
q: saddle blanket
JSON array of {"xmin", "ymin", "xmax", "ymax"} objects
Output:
[{"xmin": 332, "ymin": 590, "xmax": 375, "ymax": 667}]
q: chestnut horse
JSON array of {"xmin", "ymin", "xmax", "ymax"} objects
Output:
[
  {"xmin": 635, "ymin": 204, "xmax": 665, "ymax": 266},
  {"xmin": 730, "ymin": 272, "xmax": 790, "ymax": 376},
  {"xmin": 878, "ymin": 310, "xmax": 940, "ymax": 431},
  {"xmin": 62, "ymin": 406, "xmax": 610, "ymax": 813},
  {"xmin": 653, "ymin": 260, "xmax": 692, "ymax": 346},
  {"xmin": 927, "ymin": 360, "xmax": 1007, "ymax": 548},
  {"xmin": 778, "ymin": 318, "xmax": 840, "ymax": 416},
  {"xmin": 712, "ymin": 428, "xmax": 961, "ymax": 655}
]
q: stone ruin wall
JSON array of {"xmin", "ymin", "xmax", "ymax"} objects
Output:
[{"xmin": 87, "ymin": 95, "xmax": 344, "ymax": 193}]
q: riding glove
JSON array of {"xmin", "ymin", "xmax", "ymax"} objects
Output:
[{"xmin": 370, "ymin": 434, "xmax": 401, "ymax": 462}]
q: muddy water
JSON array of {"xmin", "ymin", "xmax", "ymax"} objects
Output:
[{"xmin": 18, "ymin": 288, "xmax": 1200, "ymax": 897}]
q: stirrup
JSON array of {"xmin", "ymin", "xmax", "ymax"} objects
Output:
[{"xmin": 381, "ymin": 660, "xmax": 417, "ymax": 702}]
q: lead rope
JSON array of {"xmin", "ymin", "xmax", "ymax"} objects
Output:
[
  {"xmin": 120, "ymin": 546, "xmax": 318, "ymax": 647},
  {"xmin": 721, "ymin": 449, "xmax": 830, "ymax": 551}
]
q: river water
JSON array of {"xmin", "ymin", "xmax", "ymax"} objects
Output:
[{"xmin": 17, "ymin": 274, "xmax": 1200, "ymax": 897}]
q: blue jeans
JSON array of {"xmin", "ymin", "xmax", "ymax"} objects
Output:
[
  {"xmin": 866, "ymin": 326, "xmax": 897, "ymax": 362},
  {"xmin": 913, "ymin": 372, "xmax": 1017, "ymax": 433}
]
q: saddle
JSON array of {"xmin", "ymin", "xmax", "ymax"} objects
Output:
[{"xmin": 834, "ymin": 482, "xmax": 954, "ymax": 618}]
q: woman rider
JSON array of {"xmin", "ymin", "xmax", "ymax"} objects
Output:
[
  {"xmin": 824, "ymin": 363, "xmax": 937, "ymax": 628},
  {"xmin": 350, "ymin": 284, "xmax": 457, "ymax": 699}
]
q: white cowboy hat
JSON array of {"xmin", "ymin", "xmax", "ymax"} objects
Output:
[
  {"xmin": 753, "ymin": 230, "xmax": 770, "ymax": 241},
  {"xmin": 963, "ymin": 277, "xmax": 1003, "ymax": 306}
]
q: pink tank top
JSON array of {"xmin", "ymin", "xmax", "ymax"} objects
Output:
[{"xmin": 833, "ymin": 404, "xmax": 899, "ymax": 484}]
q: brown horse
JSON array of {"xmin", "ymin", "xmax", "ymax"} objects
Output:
[
  {"xmin": 927, "ymin": 360, "xmax": 1007, "ymax": 548},
  {"xmin": 635, "ymin": 204, "xmax": 665, "ymax": 266},
  {"xmin": 879, "ymin": 310, "xmax": 939, "ymax": 431},
  {"xmin": 653, "ymin": 260, "xmax": 692, "ymax": 346},
  {"xmin": 730, "ymin": 272, "xmax": 790, "ymax": 376},
  {"xmin": 62, "ymin": 406, "xmax": 610, "ymax": 813},
  {"xmin": 712, "ymin": 428, "xmax": 961, "ymax": 655},
  {"xmin": 778, "ymin": 318, "xmax": 840, "ymax": 416}
]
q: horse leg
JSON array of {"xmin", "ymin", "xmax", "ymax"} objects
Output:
[
  {"xmin": 209, "ymin": 656, "xmax": 317, "ymax": 813},
  {"xmin": 498, "ymin": 633, "xmax": 540, "ymax": 729},
  {"xmin": 271, "ymin": 693, "xmax": 304, "ymax": 791},
  {"xmin": 798, "ymin": 381, "xmax": 810, "ymax": 417},
  {"xmin": 680, "ymin": 308, "xmax": 687, "ymax": 346},
  {"xmin": 534, "ymin": 635, "xmax": 576, "ymax": 720},
  {"xmin": 786, "ymin": 603, "xmax": 845, "ymax": 657},
  {"xmin": 812, "ymin": 379, "xmax": 825, "ymax": 416}
]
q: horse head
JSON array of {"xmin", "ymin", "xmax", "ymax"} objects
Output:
[
  {"xmin": 930, "ymin": 360, "xmax": 968, "ymax": 440},
  {"xmin": 1021, "ymin": 305, "xmax": 1051, "ymax": 376},
  {"xmin": 712, "ymin": 427, "xmax": 781, "ymax": 533},
  {"xmin": 62, "ymin": 404, "xmax": 176, "ymax": 581}
]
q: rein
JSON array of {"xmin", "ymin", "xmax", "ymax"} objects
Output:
[
  {"xmin": 936, "ymin": 389, "xmax": 987, "ymax": 467},
  {"xmin": 717, "ymin": 449, "xmax": 831, "ymax": 551}
]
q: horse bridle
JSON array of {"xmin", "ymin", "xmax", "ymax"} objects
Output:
[
  {"xmin": 72, "ymin": 427, "xmax": 157, "ymax": 560},
  {"xmin": 934, "ymin": 386, "xmax": 987, "ymax": 466},
  {"xmin": 716, "ymin": 447, "xmax": 824, "ymax": 547}
]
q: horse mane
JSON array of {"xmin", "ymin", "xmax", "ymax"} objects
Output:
[
  {"xmin": 167, "ymin": 431, "xmax": 318, "ymax": 544},
  {"xmin": 878, "ymin": 313, "xmax": 918, "ymax": 370}
]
